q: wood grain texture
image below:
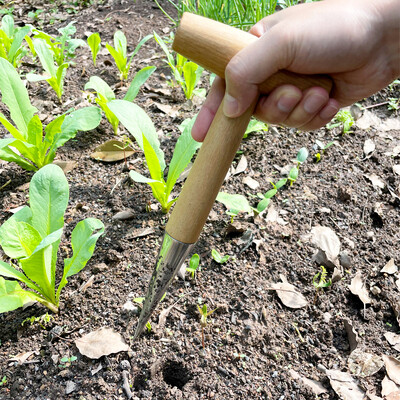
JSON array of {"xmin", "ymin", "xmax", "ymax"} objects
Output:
[{"xmin": 173, "ymin": 12, "xmax": 333, "ymax": 93}]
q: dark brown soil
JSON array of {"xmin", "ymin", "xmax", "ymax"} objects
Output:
[{"xmin": 0, "ymin": 1, "xmax": 399, "ymax": 399}]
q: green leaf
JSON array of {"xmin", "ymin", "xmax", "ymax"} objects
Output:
[
  {"xmin": 264, "ymin": 188, "xmax": 277, "ymax": 199},
  {"xmin": 257, "ymin": 197, "xmax": 270, "ymax": 213},
  {"xmin": 8, "ymin": 25, "xmax": 30, "ymax": 65},
  {"xmin": 87, "ymin": 32, "xmax": 101, "ymax": 66},
  {"xmin": 84, "ymin": 76, "xmax": 115, "ymax": 102},
  {"xmin": 274, "ymin": 179, "xmax": 287, "ymax": 190},
  {"xmin": 113, "ymin": 30, "xmax": 127, "ymax": 60},
  {"xmin": 1, "ymin": 15, "xmax": 14, "ymax": 38},
  {"xmin": 108, "ymin": 100, "xmax": 165, "ymax": 170},
  {"xmin": 0, "ymin": 112, "xmax": 25, "ymax": 141},
  {"xmin": 0, "ymin": 138, "xmax": 36, "ymax": 170},
  {"xmin": 0, "ymin": 58, "xmax": 37, "ymax": 137},
  {"xmin": 27, "ymin": 115, "xmax": 43, "ymax": 148},
  {"xmin": 165, "ymin": 116, "xmax": 200, "ymax": 196},
  {"xmin": 289, "ymin": 167, "xmax": 298, "ymax": 181},
  {"xmin": 188, "ymin": 253, "xmax": 200, "ymax": 271},
  {"xmin": 211, "ymin": 249, "xmax": 230, "ymax": 264},
  {"xmin": 123, "ymin": 66, "xmax": 156, "ymax": 102},
  {"xmin": 296, "ymin": 147, "xmax": 308, "ymax": 163},
  {"xmin": 216, "ymin": 192, "xmax": 252, "ymax": 215},
  {"xmin": 57, "ymin": 218, "xmax": 104, "ymax": 301},
  {"xmin": 0, "ymin": 277, "xmax": 38, "ymax": 313},
  {"xmin": 32, "ymin": 38, "xmax": 56, "ymax": 77},
  {"xmin": 182, "ymin": 61, "xmax": 197, "ymax": 99},
  {"xmin": 128, "ymin": 34, "xmax": 152, "ymax": 63},
  {"xmin": 29, "ymin": 164, "xmax": 69, "ymax": 237}
]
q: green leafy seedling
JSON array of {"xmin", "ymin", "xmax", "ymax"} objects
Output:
[
  {"xmin": 0, "ymin": 15, "xmax": 31, "ymax": 67},
  {"xmin": 197, "ymin": 303, "xmax": 217, "ymax": 347},
  {"xmin": 106, "ymin": 31, "xmax": 152, "ymax": 81},
  {"xmin": 388, "ymin": 97, "xmax": 399, "ymax": 111},
  {"xmin": 186, "ymin": 253, "xmax": 200, "ymax": 279},
  {"xmin": 0, "ymin": 376, "xmax": 7, "ymax": 386},
  {"xmin": 327, "ymin": 109, "xmax": 354, "ymax": 134},
  {"xmin": 211, "ymin": 249, "xmax": 230, "ymax": 264},
  {"xmin": 288, "ymin": 147, "xmax": 308, "ymax": 186},
  {"xmin": 216, "ymin": 192, "xmax": 253, "ymax": 221},
  {"xmin": 312, "ymin": 266, "xmax": 332, "ymax": 303},
  {"xmin": 243, "ymin": 118, "xmax": 268, "ymax": 139},
  {"xmin": 0, "ymin": 58, "xmax": 101, "ymax": 170},
  {"xmin": 108, "ymin": 100, "xmax": 201, "ymax": 213},
  {"xmin": 87, "ymin": 32, "xmax": 101, "ymax": 66},
  {"xmin": 0, "ymin": 164, "xmax": 105, "ymax": 314},
  {"xmin": 85, "ymin": 66, "xmax": 156, "ymax": 134},
  {"xmin": 314, "ymin": 139, "xmax": 334, "ymax": 163},
  {"xmin": 153, "ymin": 31, "xmax": 204, "ymax": 99},
  {"xmin": 59, "ymin": 355, "xmax": 77, "ymax": 368},
  {"xmin": 22, "ymin": 312, "xmax": 54, "ymax": 329}
]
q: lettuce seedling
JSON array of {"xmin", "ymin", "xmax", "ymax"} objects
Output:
[
  {"xmin": 108, "ymin": 100, "xmax": 201, "ymax": 213},
  {"xmin": 0, "ymin": 15, "xmax": 31, "ymax": 67},
  {"xmin": 186, "ymin": 253, "xmax": 200, "ymax": 279},
  {"xmin": 314, "ymin": 139, "xmax": 334, "ymax": 162},
  {"xmin": 211, "ymin": 249, "xmax": 230, "ymax": 264},
  {"xmin": 0, "ymin": 58, "xmax": 101, "ymax": 170},
  {"xmin": 85, "ymin": 66, "xmax": 156, "ymax": 134},
  {"xmin": 197, "ymin": 303, "xmax": 217, "ymax": 347},
  {"xmin": 106, "ymin": 31, "xmax": 152, "ymax": 81},
  {"xmin": 216, "ymin": 192, "xmax": 253, "ymax": 221},
  {"xmin": 288, "ymin": 147, "xmax": 308, "ymax": 186},
  {"xmin": 153, "ymin": 31, "xmax": 204, "ymax": 99},
  {"xmin": 0, "ymin": 164, "xmax": 104, "ymax": 314},
  {"xmin": 87, "ymin": 32, "xmax": 101, "ymax": 66},
  {"xmin": 312, "ymin": 266, "xmax": 332, "ymax": 303},
  {"xmin": 31, "ymin": 21, "xmax": 85, "ymax": 66},
  {"xmin": 327, "ymin": 109, "xmax": 354, "ymax": 134}
]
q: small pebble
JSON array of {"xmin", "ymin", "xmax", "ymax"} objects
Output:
[
  {"xmin": 370, "ymin": 286, "xmax": 381, "ymax": 296},
  {"xmin": 120, "ymin": 360, "xmax": 131, "ymax": 371}
]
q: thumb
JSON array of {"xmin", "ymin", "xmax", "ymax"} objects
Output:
[{"xmin": 223, "ymin": 27, "xmax": 292, "ymax": 118}]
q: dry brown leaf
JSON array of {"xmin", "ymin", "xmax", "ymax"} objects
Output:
[
  {"xmin": 348, "ymin": 348, "xmax": 384, "ymax": 377},
  {"xmin": 53, "ymin": 160, "xmax": 76, "ymax": 173},
  {"xmin": 393, "ymin": 165, "xmax": 400, "ymax": 176},
  {"xmin": 112, "ymin": 210, "xmax": 135, "ymax": 220},
  {"xmin": 9, "ymin": 351, "xmax": 37, "ymax": 365},
  {"xmin": 153, "ymin": 102, "xmax": 180, "ymax": 118},
  {"xmin": 382, "ymin": 376, "xmax": 400, "ymax": 398},
  {"xmin": 90, "ymin": 139, "xmax": 135, "ymax": 162},
  {"xmin": 349, "ymin": 271, "xmax": 371, "ymax": 305},
  {"xmin": 79, "ymin": 275, "xmax": 95, "ymax": 293},
  {"xmin": 75, "ymin": 327, "xmax": 130, "ymax": 359},
  {"xmin": 324, "ymin": 368, "xmax": 365, "ymax": 400},
  {"xmin": 343, "ymin": 318, "xmax": 359, "ymax": 353},
  {"xmin": 232, "ymin": 155, "xmax": 247, "ymax": 175},
  {"xmin": 269, "ymin": 274, "xmax": 308, "ymax": 309},
  {"xmin": 243, "ymin": 176, "xmax": 259, "ymax": 189},
  {"xmin": 365, "ymin": 174, "xmax": 385, "ymax": 189},
  {"xmin": 363, "ymin": 139, "xmax": 376, "ymax": 157},
  {"xmin": 289, "ymin": 369, "xmax": 327, "ymax": 395},
  {"xmin": 382, "ymin": 355, "xmax": 400, "ymax": 385},
  {"xmin": 384, "ymin": 332, "xmax": 400, "ymax": 353},
  {"xmin": 381, "ymin": 259, "xmax": 398, "ymax": 274},
  {"xmin": 311, "ymin": 226, "xmax": 341, "ymax": 269},
  {"xmin": 125, "ymin": 226, "xmax": 155, "ymax": 240}
]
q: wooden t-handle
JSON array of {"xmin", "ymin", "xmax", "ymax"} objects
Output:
[{"xmin": 166, "ymin": 13, "xmax": 333, "ymax": 244}]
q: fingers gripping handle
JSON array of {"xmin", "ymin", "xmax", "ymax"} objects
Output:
[{"xmin": 172, "ymin": 12, "xmax": 333, "ymax": 94}]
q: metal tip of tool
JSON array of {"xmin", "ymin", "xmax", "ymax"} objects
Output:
[{"xmin": 133, "ymin": 233, "xmax": 194, "ymax": 340}]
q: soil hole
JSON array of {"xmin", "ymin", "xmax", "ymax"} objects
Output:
[{"xmin": 162, "ymin": 360, "xmax": 192, "ymax": 389}]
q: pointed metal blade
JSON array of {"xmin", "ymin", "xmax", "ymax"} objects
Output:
[{"xmin": 133, "ymin": 232, "xmax": 193, "ymax": 340}]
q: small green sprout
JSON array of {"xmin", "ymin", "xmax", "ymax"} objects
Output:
[
  {"xmin": 186, "ymin": 253, "xmax": 200, "ymax": 279},
  {"xmin": 388, "ymin": 97, "xmax": 399, "ymax": 111},
  {"xmin": 0, "ymin": 376, "xmax": 7, "ymax": 386},
  {"xmin": 197, "ymin": 304, "xmax": 217, "ymax": 347},
  {"xmin": 211, "ymin": 249, "xmax": 230, "ymax": 264},
  {"xmin": 59, "ymin": 355, "xmax": 77, "ymax": 368},
  {"xmin": 312, "ymin": 266, "xmax": 332, "ymax": 303},
  {"xmin": 145, "ymin": 321, "xmax": 152, "ymax": 333},
  {"xmin": 288, "ymin": 147, "xmax": 308, "ymax": 186},
  {"xmin": 21, "ymin": 313, "xmax": 54, "ymax": 329},
  {"xmin": 314, "ymin": 140, "xmax": 334, "ymax": 163},
  {"xmin": 327, "ymin": 109, "xmax": 354, "ymax": 134}
]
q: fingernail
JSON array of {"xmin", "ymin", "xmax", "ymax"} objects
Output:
[
  {"xmin": 320, "ymin": 104, "xmax": 339, "ymax": 120},
  {"xmin": 277, "ymin": 95, "xmax": 300, "ymax": 113},
  {"xmin": 304, "ymin": 95, "xmax": 325, "ymax": 114},
  {"xmin": 223, "ymin": 94, "xmax": 239, "ymax": 117}
]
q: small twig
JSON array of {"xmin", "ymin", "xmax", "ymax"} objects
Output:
[
  {"xmin": 0, "ymin": 179, "xmax": 11, "ymax": 191},
  {"xmin": 122, "ymin": 370, "xmax": 133, "ymax": 399},
  {"xmin": 105, "ymin": 6, "xmax": 132, "ymax": 20},
  {"xmin": 362, "ymin": 101, "xmax": 389, "ymax": 110}
]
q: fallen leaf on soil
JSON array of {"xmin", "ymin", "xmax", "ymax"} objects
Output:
[
  {"xmin": 310, "ymin": 226, "xmax": 341, "ymax": 269},
  {"xmin": 268, "ymin": 274, "xmax": 308, "ymax": 309},
  {"xmin": 90, "ymin": 140, "xmax": 135, "ymax": 162},
  {"xmin": 356, "ymin": 110, "xmax": 381, "ymax": 130},
  {"xmin": 112, "ymin": 209, "xmax": 135, "ymax": 220},
  {"xmin": 393, "ymin": 165, "xmax": 400, "ymax": 176},
  {"xmin": 53, "ymin": 160, "xmax": 76, "ymax": 173},
  {"xmin": 381, "ymin": 259, "xmax": 397, "ymax": 274},
  {"xmin": 266, "ymin": 203, "xmax": 287, "ymax": 225},
  {"xmin": 324, "ymin": 367, "xmax": 365, "ymax": 400},
  {"xmin": 384, "ymin": 332, "xmax": 400, "ymax": 352},
  {"xmin": 75, "ymin": 327, "xmax": 130, "ymax": 359},
  {"xmin": 289, "ymin": 369, "xmax": 327, "ymax": 395},
  {"xmin": 153, "ymin": 102, "xmax": 180, "ymax": 118},
  {"xmin": 79, "ymin": 275, "xmax": 95, "ymax": 293},
  {"xmin": 349, "ymin": 271, "xmax": 371, "ymax": 305},
  {"xmin": 363, "ymin": 139, "xmax": 376, "ymax": 157},
  {"xmin": 303, "ymin": 185, "xmax": 318, "ymax": 200},
  {"xmin": 343, "ymin": 318, "xmax": 359, "ymax": 353},
  {"xmin": 382, "ymin": 376, "xmax": 400, "ymax": 398},
  {"xmin": 9, "ymin": 351, "xmax": 37, "ymax": 365},
  {"xmin": 348, "ymin": 348, "xmax": 384, "ymax": 377},
  {"xmin": 382, "ymin": 355, "xmax": 400, "ymax": 385},
  {"xmin": 232, "ymin": 155, "xmax": 247, "ymax": 175},
  {"xmin": 365, "ymin": 174, "xmax": 385, "ymax": 189},
  {"xmin": 157, "ymin": 304, "xmax": 175, "ymax": 331},
  {"xmin": 243, "ymin": 176, "xmax": 259, "ymax": 189},
  {"xmin": 125, "ymin": 227, "xmax": 155, "ymax": 240}
]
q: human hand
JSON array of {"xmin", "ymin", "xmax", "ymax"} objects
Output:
[{"xmin": 192, "ymin": 0, "xmax": 400, "ymax": 141}]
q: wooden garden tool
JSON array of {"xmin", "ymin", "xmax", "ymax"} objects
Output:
[{"xmin": 133, "ymin": 13, "xmax": 332, "ymax": 339}]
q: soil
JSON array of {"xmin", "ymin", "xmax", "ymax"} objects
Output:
[{"xmin": 0, "ymin": 1, "xmax": 399, "ymax": 399}]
